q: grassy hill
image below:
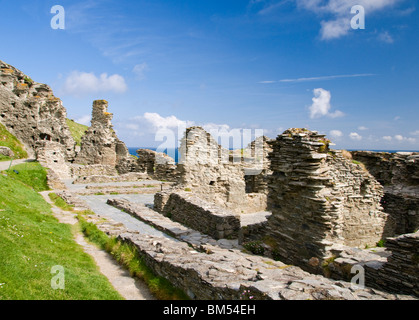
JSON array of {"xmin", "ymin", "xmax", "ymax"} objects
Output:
[
  {"xmin": 0, "ymin": 122, "xmax": 28, "ymax": 161},
  {"xmin": 66, "ymin": 119, "xmax": 88, "ymax": 147},
  {"xmin": 0, "ymin": 163, "xmax": 123, "ymax": 300}
]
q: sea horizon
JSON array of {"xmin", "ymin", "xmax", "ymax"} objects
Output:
[{"xmin": 128, "ymin": 147, "xmax": 419, "ymax": 163}]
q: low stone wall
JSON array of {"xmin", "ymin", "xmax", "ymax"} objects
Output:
[
  {"xmin": 368, "ymin": 232, "xmax": 419, "ymax": 296},
  {"xmin": 154, "ymin": 191, "xmax": 241, "ymax": 240},
  {"xmin": 55, "ymin": 190, "xmax": 91, "ymax": 210},
  {"xmin": 71, "ymin": 164, "xmax": 118, "ymax": 178},
  {"xmin": 82, "ymin": 211, "xmax": 416, "ymax": 300},
  {"xmin": 324, "ymin": 231, "xmax": 419, "ymax": 297},
  {"xmin": 73, "ymin": 172, "xmax": 149, "ymax": 184}
]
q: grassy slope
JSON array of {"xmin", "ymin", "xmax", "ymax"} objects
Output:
[
  {"xmin": 0, "ymin": 122, "xmax": 28, "ymax": 161},
  {"xmin": 0, "ymin": 163, "xmax": 123, "ymax": 300},
  {"xmin": 66, "ymin": 119, "xmax": 88, "ymax": 146}
]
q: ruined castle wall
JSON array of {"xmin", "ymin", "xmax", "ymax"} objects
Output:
[
  {"xmin": 351, "ymin": 151, "xmax": 419, "ymax": 234},
  {"xmin": 135, "ymin": 149, "xmax": 179, "ymax": 182},
  {"xmin": 368, "ymin": 231, "xmax": 419, "ymax": 296},
  {"xmin": 263, "ymin": 129, "xmax": 390, "ymax": 271},
  {"xmin": 75, "ymin": 100, "xmax": 131, "ymax": 168},
  {"xmin": 178, "ymin": 127, "xmax": 254, "ymax": 214},
  {"xmin": 0, "ymin": 60, "xmax": 76, "ymax": 160},
  {"xmin": 71, "ymin": 164, "xmax": 118, "ymax": 177},
  {"xmin": 154, "ymin": 191, "xmax": 241, "ymax": 240},
  {"xmin": 35, "ymin": 140, "xmax": 72, "ymax": 189},
  {"xmin": 243, "ymin": 136, "xmax": 273, "ymax": 195}
]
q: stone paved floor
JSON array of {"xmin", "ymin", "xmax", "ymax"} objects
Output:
[{"xmin": 79, "ymin": 193, "xmax": 175, "ymax": 240}]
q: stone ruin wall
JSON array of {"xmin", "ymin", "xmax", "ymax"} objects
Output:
[
  {"xmin": 243, "ymin": 135, "xmax": 273, "ymax": 195},
  {"xmin": 0, "ymin": 60, "xmax": 76, "ymax": 160},
  {"xmin": 75, "ymin": 100, "xmax": 131, "ymax": 169},
  {"xmin": 248, "ymin": 129, "xmax": 392, "ymax": 273},
  {"xmin": 34, "ymin": 140, "xmax": 72, "ymax": 190},
  {"xmin": 351, "ymin": 151, "xmax": 419, "ymax": 235},
  {"xmin": 135, "ymin": 149, "xmax": 179, "ymax": 181},
  {"xmin": 154, "ymin": 191, "xmax": 241, "ymax": 240},
  {"xmin": 176, "ymin": 126, "xmax": 269, "ymax": 214}
]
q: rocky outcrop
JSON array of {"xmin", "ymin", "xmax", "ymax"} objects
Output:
[
  {"xmin": 261, "ymin": 129, "xmax": 391, "ymax": 272},
  {"xmin": 75, "ymin": 100, "xmax": 130, "ymax": 168},
  {"xmin": 351, "ymin": 151, "xmax": 419, "ymax": 235},
  {"xmin": 0, "ymin": 60, "xmax": 76, "ymax": 160}
]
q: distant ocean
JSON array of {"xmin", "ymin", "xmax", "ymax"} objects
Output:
[{"xmin": 129, "ymin": 147, "xmax": 418, "ymax": 164}]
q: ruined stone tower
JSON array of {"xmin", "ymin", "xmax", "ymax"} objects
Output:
[
  {"xmin": 75, "ymin": 100, "xmax": 130, "ymax": 167},
  {"xmin": 264, "ymin": 128, "xmax": 391, "ymax": 270}
]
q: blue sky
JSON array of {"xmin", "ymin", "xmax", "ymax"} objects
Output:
[{"xmin": 0, "ymin": 0, "xmax": 418, "ymax": 150}]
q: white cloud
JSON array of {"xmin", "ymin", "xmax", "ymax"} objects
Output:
[
  {"xmin": 309, "ymin": 88, "xmax": 344, "ymax": 119},
  {"xmin": 394, "ymin": 134, "xmax": 404, "ymax": 141},
  {"xmin": 260, "ymin": 73, "xmax": 374, "ymax": 84},
  {"xmin": 62, "ymin": 71, "xmax": 127, "ymax": 96},
  {"xmin": 75, "ymin": 115, "xmax": 91, "ymax": 126},
  {"xmin": 349, "ymin": 132, "xmax": 362, "ymax": 141},
  {"xmin": 330, "ymin": 130, "xmax": 343, "ymax": 138},
  {"xmin": 410, "ymin": 130, "xmax": 419, "ymax": 136},
  {"xmin": 295, "ymin": 0, "xmax": 403, "ymax": 40},
  {"xmin": 202, "ymin": 123, "xmax": 231, "ymax": 133},
  {"xmin": 139, "ymin": 112, "xmax": 195, "ymax": 130},
  {"xmin": 125, "ymin": 123, "xmax": 140, "ymax": 130},
  {"xmin": 382, "ymin": 135, "xmax": 416, "ymax": 143},
  {"xmin": 132, "ymin": 63, "xmax": 148, "ymax": 80},
  {"xmin": 320, "ymin": 18, "xmax": 350, "ymax": 40},
  {"xmin": 358, "ymin": 126, "xmax": 368, "ymax": 131}
]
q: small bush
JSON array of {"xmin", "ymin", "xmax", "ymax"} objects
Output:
[{"xmin": 243, "ymin": 241, "xmax": 265, "ymax": 256}]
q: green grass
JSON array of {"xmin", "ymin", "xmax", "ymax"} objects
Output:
[
  {"xmin": 66, "ymin": 119, "xmax": 88, "ymax": 147},
  {"xmin": 4, "ymin": 162, "xmax": 49, "ymax": 192},
  {"xmin": 0, "ymin": 172, "xmax": 123, "ymax": 300},
  {"xmin": 48, "ymin": 193, "xmax": 74, "ymax": 211},
  {"xmin": 0, "ymin": 122, "xmax": 28, "ymax": 161},
  {"xmin": 79, "ymin": 217, "xmax": 189, "ymax": 300}
]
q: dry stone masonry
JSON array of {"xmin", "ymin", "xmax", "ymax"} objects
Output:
[
  {"xmin": 154, "ymin": 191, "xmax": 241, "ymax": 240},
  {"xmin": 1, "ymin": 59, "xmax": 418, "ymax": 300},
  {"xmin": 259, "ymin": 129, "xmax": 391, "ymax": 273},
  {"xmin": 75, "ymin": 100, "xmax": 131, "ymax": 168},
  {"xmin": 351, "ymin": 151, "xmax": 419, "ymax": 235},
  {"xmin": 177, "ymin": 126, "xmax": 269, "ymax": 214}
]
